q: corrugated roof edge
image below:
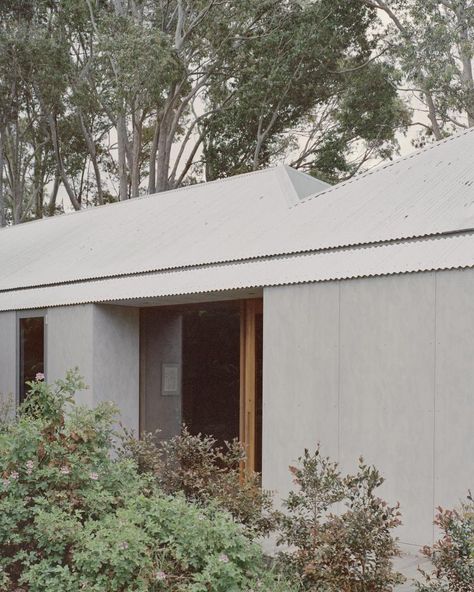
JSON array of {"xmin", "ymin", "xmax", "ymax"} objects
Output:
[
  {"xmin": 0, "ymin": 164, "xmax": 300, "ymax": 234},
  {"xmin": 296, "ymin": 126, "xmax": 474, "ymax": 207},
  {"xmin": 4, "ymin": 255, "xmax": 474, "ymax": 312},
  {"xmin": 2, "ymin": 227, "xmax": 474, "ymax": 302},
  {"xmin": 2, "ymin": 224, "xmax": 473, "ymax": 294}
]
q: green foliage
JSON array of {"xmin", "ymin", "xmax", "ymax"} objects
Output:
[
  {"xmin": 0, "ymin": 0, "xmax": 412, "ymax": 223},
  {"xmin": 378, "ymin": 0, "xmax": 474, "ymax": 143},
  {"xmin": 203, "ymin": 0, "xmax": 409, "ymax": 181},
  {"xmin": 276, "ymin": 446, "xmax": 404, "ymax": 592},
  {"xmin": 0, "ymin": 372, "xmax": 294, "ymax": 592},
  {"xmin": 120, "ymin": 426, "xmax": 276, "ymax": 538},
  {"xmin": 416, "ymin": 495, "xmax": 474, "ymax": 592}
]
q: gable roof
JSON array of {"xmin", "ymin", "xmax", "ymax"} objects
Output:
[{"xmin": 1, "ymin": 128, "xmax": 474, "ymax": 311}]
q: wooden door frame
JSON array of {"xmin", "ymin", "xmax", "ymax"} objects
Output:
[{"xmin": 240, "ymin": 299, "xmax": 263, "ymax": 474}]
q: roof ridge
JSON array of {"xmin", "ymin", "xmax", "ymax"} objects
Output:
[{"xmin": 296, "ymin": 126, "xmax": 474, "ymax": 207}]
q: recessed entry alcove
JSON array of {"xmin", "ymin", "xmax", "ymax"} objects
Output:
[{"xmin": 140, "ymin": 300, "xmax": 262, "ymax": 472}]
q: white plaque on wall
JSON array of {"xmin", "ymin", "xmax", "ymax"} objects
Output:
[{"xmin": 161, "ymin": 363, "xmax": 180, "ymax": 396}]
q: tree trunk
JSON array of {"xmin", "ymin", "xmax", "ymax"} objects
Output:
[
  {"xmin": 79, "ymin": 111, "xmax": 103, "ymax": 205},
  {"xmin": 131, "ymin": 110, "xmax": 142, "ymax": 198},
  {"xmin": 456, "ymin": 3, "xmax": 474, "ymax": 127},
  {"xmin": 424, "ymin": 88, "xmax": 443, "ymax": 140},
  {"xmin": 43, "ymin": 110, "xmax": 81, "ymax": 211},
  {"xmin": 0, "ymin": 127, "xmax": 5, "ymax": 227},
  {"xmin": 156, "ymin": 114, "xmax": 172, "ymax": 192},
  {"xmin": 47, "ymin": 171, "xmax": 60, "ymax": 217},
  {"xmin": 117, "ymin": 113, "xmax": 129, "ymax": 200},
  {"xmin": 148, "ymin": 116, "xmax": 160, "ymax": 194},
  {"xmin": 11, "ymin": 121, "xmax": 23, "ymax": 224}
]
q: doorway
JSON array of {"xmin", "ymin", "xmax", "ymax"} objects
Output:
[{"xmin": 140, "ymin": 299, "xmax": 262, "ymax": 473}]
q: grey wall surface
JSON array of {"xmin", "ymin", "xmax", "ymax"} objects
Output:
[
  {"xmin": 93, "ymin": 305, "xmax": 140, "ymax": 433},
  {"xmin": 0, "ymin": 311, "xmax": 16, "ymax": 402},
  {"xmin": 263, "ymin": 269, "xmax": 474, "ymax": 549},
  {"xmin": 47, "ymin": 304, "xmax": 139, "ymax": 432},
  {"xmin": 47, "ymin": 305, "xmax": 94, "ymax": 404},
  {"xmin": 140, "ymin": 309, "xmax": 183, "ymax": 440},
  {"xmin": 1, "ymin": 303, "xmax": 140, "ymax": 432}
]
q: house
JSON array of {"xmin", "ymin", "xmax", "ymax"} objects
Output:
[{"xmin": 0, "ymin": 128, "xmax": 473, "ymax": 557}]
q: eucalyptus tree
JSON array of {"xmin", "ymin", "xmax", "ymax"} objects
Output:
[
  {"xmin": 95, "ymin": 0, "xmax": 410, "ymax": 192},
  {"xmin": 0, "ymin": 0, "xmax": 411, "ymax": 222},
  {"xmin": 202, "ymin": 0, "xmax": 410, "ymax": 182},
  {"xmin": 365, "ymin": 0, "xmax": 474, "ymax": 141},
  {"xmin": 0, "ymin": 0, "xmax": 108, "ymax": 220}
]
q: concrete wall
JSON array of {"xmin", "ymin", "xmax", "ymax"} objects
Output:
[
  {"xmin": 92, "ymin": 305, "xmax": 140, "ymax": 433},
  {"xmin": 140, "ymin": 309, "xmax": 183, "ymax": 440},
  {"xmin": 263, "ymin": 269, "xmax": 474, "ymax": 549},
  {"xmin": 0, "ymin": 312, "xmax": 16, "ymax": 404},
  {"xmin": 47, "ymin": 305, "xmax": 94, "ymax": 405},
  {"xmin": 0, "ymin": 304, "xmax": 139, "ymax": 431},
  {"xmin": 36, "ymin": 303, "xmax": 140, "ymax": 432}
]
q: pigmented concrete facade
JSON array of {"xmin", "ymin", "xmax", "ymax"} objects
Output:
[
  {"xmin": 0, "ymin": 312, "xmax": 16, "ymax": 401},
  {"xmin": 0, "ymin": 304, "xmax": 139, "ymax": 433},
  {"xmin": 262, "ymin": 268, "xmax": 474, "ymax": 550},
  {"xmin": 2, "ymin": 268, "xmax": 472, "ymax": 554}
]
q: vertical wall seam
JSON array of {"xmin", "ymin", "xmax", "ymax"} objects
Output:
[
  {"xmin": 337, "ymin": 281, "xmax": 342, "ymax": 463},
  {"xmin": 432, "ymin": 272, "xmax": 438, "ymax": 544}
]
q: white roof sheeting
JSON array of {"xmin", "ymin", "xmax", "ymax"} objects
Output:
[
  {"xmin": 1, "ymin": 231, "xmax": 473, "ymax": 311},
  {"xmin": 0, "ymin": 166, "xmax": 328, "ymax": 292},
  {"xmin": 1, "ymin": 127, "xmax": 474, "ymax": 311}
]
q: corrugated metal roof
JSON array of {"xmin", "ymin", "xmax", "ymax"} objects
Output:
[
  {"xmin": 1, "ymin": 231, "xmax": 473, "ymax": 311},
  {"xmin": 1, "ymin": 127, "xmax": 474, "ymax": 311},
  {"xmin": 0, "ymin": 165, "xmax": 328, "ymax": 292}
]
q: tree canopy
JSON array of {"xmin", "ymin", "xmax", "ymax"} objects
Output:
[
  {"xmin": 0, "ymin": 0, "xmax": 413, "ymax": 225},
  {"xmin": 367, "ymin": 0, "xmax": 474, "ymax": 145}
]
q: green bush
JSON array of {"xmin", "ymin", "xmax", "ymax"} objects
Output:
[
  {"xmin": 0, "ymin": 371, "xmax": 293, "ymax": 592},
  {"xmin": 276, "ymin": 446, "xmax": 404, "ymax": 592},
  {"xmin": 416, "ymin": 496, "xmax": 474, "ymax": 592},
  {"xmin": 120, "ymin": 426, "xmax": 276, "ymax": 538}
]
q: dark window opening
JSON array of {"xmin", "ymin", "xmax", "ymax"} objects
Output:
[
  {"xmin": 182, "ymin": 305, "xmax": 241, "ymax": 447},
  {"xmin": 19, "ymin": 317, "xmax": 45, "ymax": 404}
]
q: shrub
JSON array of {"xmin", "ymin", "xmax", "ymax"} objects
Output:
[
  {"xmin": 0, "ymin": 394, "xmax": 15, "ymax": 428},
  {"xmin": 416, "ymin": 495, "xmax": 474, "ymax": 592},
  {"xmin": 276, "ymin": 446, "xmax": 404, "ymax": 592},
  {"xmin": 120, "ymin": 426, "xmax": 276, "ymax": 537},
  {"xmin": 0, "ymin": 372, "xmax": 294, "ymax": 592}
]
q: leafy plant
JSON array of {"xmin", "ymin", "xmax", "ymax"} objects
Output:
[
  {"xmin": 0, "ymin": 372, "xmax": 294, "ymax": 592},
  {"xmin": 276, "ymin": 446, "xmax": 404, "ymax": 592},
  {"xmin": 416, "ymin": 495, "xmax": 474, "ymax": 592},
  {"xmin": 120, "ymin": 426, "xmax": 276, "ymax": 538},
  {"xmin": 0, "ymin": 393, "xmax": 15, "ymax": 428}
]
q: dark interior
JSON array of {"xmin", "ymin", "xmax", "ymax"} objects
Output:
[
  {"xmin": 19, "ymin": 317, "xmax": 45, "ymax": 403},
  {"xmin": 182, "ymin": 304, "xmax": 241, "ymax": 446}
]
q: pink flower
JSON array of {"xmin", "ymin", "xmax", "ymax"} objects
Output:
[
  {"xmin": 155, "ymin": 571, "xmax": 167, "ymax": 581},
  {"xmin": 35, "ymin": 372, "xmax": 45, "ymax": 381},
  {"xmin": 26, "ymin": 460, "xmax": 34, "ymax": 475},
  {"xmin": 119, "ymin": 541, "xmax": 129, "ymax": 550},
  {"xmin": 89, "ymin": 472, "xmax": 99, "ymax": 481},
  {"xmin": 9, "ymin": 471, "xmax": 19, "ymax": 480},
  {"xmin": 218, "ymin": 553, "xmax": 229, "ymax": 564},
  {"xmin": 60, "ymin": 466, "xmax": 70, "ymax": 475}
]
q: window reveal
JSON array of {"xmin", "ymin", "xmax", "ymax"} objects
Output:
[{"xmin": 19, "ymin": 317, "xmax": 45, "ymax": 403}]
